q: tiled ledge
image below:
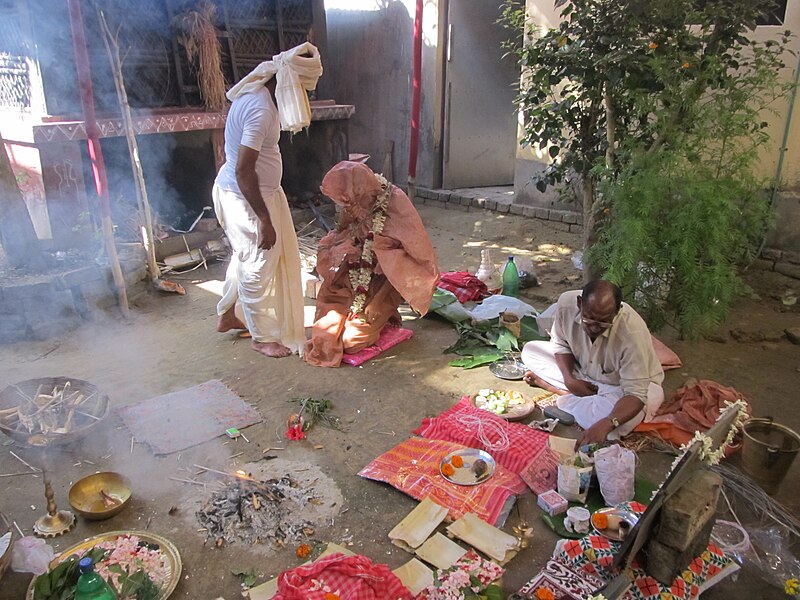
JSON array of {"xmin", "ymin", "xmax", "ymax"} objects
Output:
[{"xmin": 411, "ymin": 186, "xmax": 584, "ymax": 234}]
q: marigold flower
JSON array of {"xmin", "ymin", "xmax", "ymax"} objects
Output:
[
  {"xmin": 324, "ymin": 594, "xmax": 340, "ymax": 600},
  {"xmin": 451, "ymin": 455, "xmax": 464, "ymax": 468},
  {"xmin": 296, "ymin": 543, "xmax": 312, "ymax": 558},
  {"xmin": 441, "ymin": 463, "xmax": 455, "ymax": 477},
  {"xmin": 592, "ymin": 512, "xmax": 609, "ymax": 529},
  {"xmin": 535, "ymin": 587, "xmax": 556, "ymax": 600},
  {"xmin": 648, "ymin": 42, "xmax": 658, "ymax": 49},
  {"xmin": 786, "ymin": 578, "xmax": 799, "ymax": 595},
  {"xmin": 682, "ymin": 62, "xmax": 690, "ymax": 68}
]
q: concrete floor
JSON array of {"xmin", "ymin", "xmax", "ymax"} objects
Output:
[{"xmin": 1, "ymin": 204, "xmax": 799, "ymax": 599}]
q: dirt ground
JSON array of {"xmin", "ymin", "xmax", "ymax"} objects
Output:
[{"xmin": 1, "ymin": 203, "xmax": 799, "ymax": 599}]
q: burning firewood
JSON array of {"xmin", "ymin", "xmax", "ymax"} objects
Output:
[{"xmin": 2, "ymin": 381, "xmax": 99, "ymax": 436}]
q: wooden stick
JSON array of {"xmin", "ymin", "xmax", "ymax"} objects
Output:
[
  {"xmin": 0, "ymin": 471, "xmax": 40, "ymax": 478},
  {"xmin": 9, "ymin": 451, "xmax": 40, "ymax": 472},
  {"xmin": 169, "ymin": 477, "xmax": 206, "ymax": 487},
  {"xmin": 192, "ymin": 464, "xmax": 232, "ymax": 478},
  {"xmin": 13, "ymin": 521, "xmax": 24, "ymax": 536},
  {"xmin": 98, "ymin": 10, "xmax": 160, "ymax": 283}
]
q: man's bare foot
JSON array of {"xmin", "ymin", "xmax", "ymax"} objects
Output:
[
  {"xmin": 217, "ymin": 307, "xmax": 246, "ymax": 332},
  {"xmin": 252, "ymin": 340, "xmax": 293, "ymax": 358},
  {"xmin": 523, "ymin": 370, "xmax": 568, "ymax": 396}
]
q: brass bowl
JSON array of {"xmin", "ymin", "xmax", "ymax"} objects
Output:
[{"xmin": 69, "ymin": 472, "xmax": 132, "ymax": 521}]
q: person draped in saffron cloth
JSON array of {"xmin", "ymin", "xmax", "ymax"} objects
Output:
[
  {"xmin": 213, "ymin": 43, "xmax": 322, "ymax": 357},
  {"xmin": 304, "ymin": 161, "xmax": 439, "ymax": 367},
  {"xmin": 521, "ymin": 280, "xmax": 665, "ymax": 447}
]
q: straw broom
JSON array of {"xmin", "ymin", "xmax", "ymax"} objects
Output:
[{"xmin": 175, "ymin": 1, "xmax": 228, "ymax": 112}]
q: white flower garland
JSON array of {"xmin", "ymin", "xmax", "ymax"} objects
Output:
[
  {"xmin": 650, "ymin": 399, "xmax": 749, "ymax": 501},
  {"xmin": 348, "ymin": 173, "xmax": 392, "ymax": 317}
]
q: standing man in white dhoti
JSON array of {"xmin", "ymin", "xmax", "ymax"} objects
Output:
[
  {"xmin": 521, "ymin": 280, "xmax": 664, "ymax": 447},
  {"xmin": 214, "ymin": 43, "xmax": 322, "ymax": 357}
]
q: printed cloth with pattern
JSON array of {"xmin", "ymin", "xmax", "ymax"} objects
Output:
[
  {"xmin": 413, "ymin": 396, "xmax": 560, "ymax": 495},
  {"xmin": 273, "ymin": 552, "xmax": 413, "ymax": 600},
  {"xmin": 358, "ymin": 437, "xmax": 526, "ymax": 525},
  {"xmin": 553, "ymin": 502, "xmax": 737, "ymax": 600}
]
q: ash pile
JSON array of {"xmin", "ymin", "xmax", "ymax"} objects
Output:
[{"xmin": 196, "ymin": 473, "xmax": 319, "ymax": 548}]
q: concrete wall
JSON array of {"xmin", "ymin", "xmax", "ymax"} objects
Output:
[
  {"xmin": 515, "ymin": 0, "xmax": 800, "ymax": 213},
  {"xmin": 321, "ymin": 1, "xmax": 441, "ymax": 188}
]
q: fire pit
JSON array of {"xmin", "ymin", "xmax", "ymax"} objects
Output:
[
  {"xmin": 0, "ymin": 377, "xmax": 109, "ymax": 537},
  {"xmin": 194, "ymin": 461, "xmax": 342, "ymax": 550},
  {"xmin": 0, "ymin": 377, "xmax": 109, "ymax": 446}
]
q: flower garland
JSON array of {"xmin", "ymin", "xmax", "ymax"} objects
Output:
[
  {"xmin": 347, "ymin": 173, "xmax": 392, "ymax": 317},
  {"xmin": 651, "ymin": 399, "xmax": 749, "ymax": 501}
]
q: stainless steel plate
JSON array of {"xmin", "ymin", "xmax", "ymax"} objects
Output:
[
  {"xmin": 591, "ymin": 507, "xmax": 640, "ymax": 542},
  {"xmin": 439, "ymin": 448, "xmax": 496, "ymax": 486},
  {"xmin": 489, "ymin": 359, "xmax": 527, "ymax": 380}
]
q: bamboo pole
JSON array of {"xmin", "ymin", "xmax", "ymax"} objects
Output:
[
  {"xmin": 67, "ymin": 0, "xmax": 129, "ymax": 316},
  {"xmin": 98, "ymin": 11, "xmax": 160, "ymax": 282}
]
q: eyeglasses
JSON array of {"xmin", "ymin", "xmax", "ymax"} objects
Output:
[{"xmin": 580, "ymin": 316, "xmax": 615, "ymax": 329}]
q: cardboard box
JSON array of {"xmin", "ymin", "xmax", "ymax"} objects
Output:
[{"xmin": 537, "ymin": 489, "xmax": 568, "ymax": 516}]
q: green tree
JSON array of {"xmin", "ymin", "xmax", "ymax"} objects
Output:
[{"xmin": 502, "ymin": 0, "xmax": 793, "ymax": 336}]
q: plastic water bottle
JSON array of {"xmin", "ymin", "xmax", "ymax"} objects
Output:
[
  {"xmin": 75, "ymin": 557, "xmax": 117, "ymax": 600},
  {"xmin": 501, "ymin": 256, "xmax": 520, "ymax": 298}
]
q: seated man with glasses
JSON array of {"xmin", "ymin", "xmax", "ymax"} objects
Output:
[{"xmin": 521, "ymin": 280, "xmax": 664, "ymax": 447}]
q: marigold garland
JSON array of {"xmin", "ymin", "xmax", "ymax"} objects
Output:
[{"xmin": 348, "ymin": 173, "xmax": 392, "ymax": 317}]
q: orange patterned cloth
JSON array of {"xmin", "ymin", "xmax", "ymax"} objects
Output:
[
  {"xmin": 358, "ymin": 437, "xmax": 526, "ymax": 525},
  {"xmin": 304, "ymin": 161, "xmax": 439, "ymax": 367}
]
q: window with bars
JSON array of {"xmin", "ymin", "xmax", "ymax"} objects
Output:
[
  {"xmin": 33, "ymin": 0, "xmax": 314, "ymax": 114},
  {"xmin": 0, "ymin": 0, "xmax": 32, "ymax": 110}
]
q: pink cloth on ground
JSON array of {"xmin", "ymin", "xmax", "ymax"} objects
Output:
[
  {"xmin": 274, "ymin": 552, "xmax": 413, "ymax": 600},
  {"xmin": 413, "ymin": 396, "xmax": 560, "ymax": 495},
  {"xmin": 341, "ymin": 326, "xmax": 414, "ymax": 366},
  {"xmin": 358, "ymin": 437, "xmax": 526, "ymax": 525}
]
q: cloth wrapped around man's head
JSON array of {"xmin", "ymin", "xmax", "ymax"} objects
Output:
[{"xmin": 304, "ymin": 161, "xmax": 439, "ymax": 367}]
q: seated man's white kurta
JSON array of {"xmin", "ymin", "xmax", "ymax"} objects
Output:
[{"xmin": 521, "ymin": 280, "xmax": 664, "ymax": 447}]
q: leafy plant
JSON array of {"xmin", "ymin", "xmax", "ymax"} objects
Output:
[
  {"xmin": 287, "ymin": 397, "xmax": 344, "ymax": 431},
  {"xmin": 33, "ymin": 548, "xmax": 107, "ymax": 600},
  {"xmin": 501, "ymin": 0, "xmax": 792, "ymax": 335}
]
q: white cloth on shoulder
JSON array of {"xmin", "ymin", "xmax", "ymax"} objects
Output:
[
  {"xmin": 521, "ymin": 340, "xmax": 664, "ymax": 439},
  {"xmin": 226, "ymin": 42, "xmax": 323, "ymax": 133}
]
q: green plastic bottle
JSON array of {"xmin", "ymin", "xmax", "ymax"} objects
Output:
[
  {"xmin": 501, "ymin": 256, "xmax": 520, "ymax": 297},
  {"xmin": 75, "ymin": 557, "xmax": 117, "ymax": 600}
]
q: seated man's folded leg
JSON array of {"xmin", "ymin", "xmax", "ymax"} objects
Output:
[
  {"xmin": 342, "ymin": 318, "xmax": 383, "ymax": 353},
  {"xmin": 521, "ymin": 340, "xmax": 568, "ymax": 391}
]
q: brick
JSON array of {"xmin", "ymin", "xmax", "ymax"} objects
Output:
[
  {"xmin": 783, "ymin": 250, "xmax": 800, "ymax": 265},
  {"xmin": 576, "ymin": 213, "xmax": 584, "ymax": 225},
  {"xmin": 534, "ymin": 208, "xmax": 549, "ymax": 220},
  {"xmin": 762, "ymin": 248, "xmax": 783, "ymax": 261},
  {"xmin": 568, "ymin": 224, "xmax": 584, "ymax": 234},
  {"xmin": 657, "ymin": 469, "xmax": 721, "ymax": 552},
  {"xmin": 775, "ymin": 262, "xmax": 800, "ymax": 280},
  {"xmin": 58, "ymin": 266, "xmax": 103, "ymax": 289},
  {"xmin": 510, "ymin": 204, "xmax": 524, "ymax": 215},
  {"xmin": 550, "ymin": 221, "xmax": 571, "ymax": 232},
  {"xmin": 460, "ymin": 196, "xmax": 472, "ymax": 206},
  {"xmin": 750, "ymin": 258, "xmax": 775, "ymax": 271},
  {"xmin": 497, "ymin": 203, "xmax": 511, "ymax": 214},
  {"xmin": 29, "ymin": 316, "xmax": 82, "ymax": 341},
  {"xmin": 523, "ymin": 206, "xmax": 536, "ymax": 218},
  {"xmin": 438, "ymin": 191, "xmax": 452, "ymax": 202},
  {"xmin": 485, "ymin": 200, "xmax": 497, "ymax": 211},
  {"xmin": 646, "ymin": 517, "xmax": 716, "ymax": 586},
  {"xmin": 563, "ymin": 212, "xmax": 578, "ymax": 224}
]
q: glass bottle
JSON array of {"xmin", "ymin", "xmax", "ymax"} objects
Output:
[
  {"xmin": 501, "ymin": 256, "xmax": 520, "ymax": 298},
  {"xmin": 75, "ymin": 557, "xmax": 117, "ymax": 600}
]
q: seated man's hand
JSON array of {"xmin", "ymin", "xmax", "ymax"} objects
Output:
[
  {"xmin": 575, "ymin": 418, "xmax": 615, "ymax": 449},
  {"xmin": 564, "ymin": 376, "xmax": 598, "ymax": 397}
]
